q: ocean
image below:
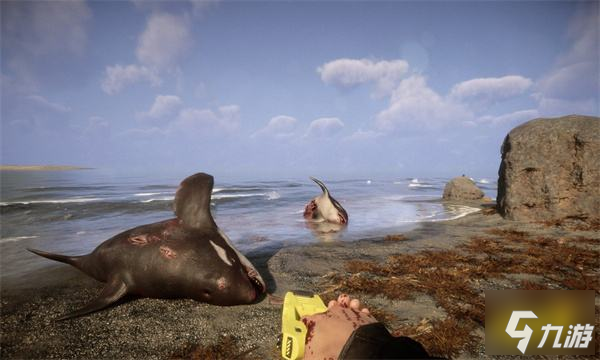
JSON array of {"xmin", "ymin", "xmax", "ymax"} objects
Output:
[{"xmin": 0, "ymin": 170, "xmax": 497, "ymax": 282}]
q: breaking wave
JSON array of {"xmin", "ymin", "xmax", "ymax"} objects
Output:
[
  {"xmin": 0, "ymin": 235, "xmax": 39, "ymax": 244},
  {"xmin": 0, "ymin": 197, "xmax": 102, "ymax": 206}
]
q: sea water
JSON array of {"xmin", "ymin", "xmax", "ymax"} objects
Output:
[{"xmin": 0, "ymin": 170, "xmax": 497, "ymax": 281}]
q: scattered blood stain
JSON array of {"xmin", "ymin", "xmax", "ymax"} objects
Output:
[
  {"xmin": 339, "ymin": 295, "xmax": 349, "ymax": 308},
  {"xmin": 343, "ymin": 309, "xmax": 353, "ymax": 322},
  {"xmin": 149, "ymin": 234, "xmax": 162, "ymax": 242},
  {"xmin": 162, "ymin": 219, "xmax": 181, "ymax": 237},
  {"xmin": 159, "ymin": 246, "xmax": 177, "ymax": 259},
  {"xmin": 129, "ymin": 233, "xmax": 162, "ymax": 246},
  {"xmin": 302, "ymin": 318, "xmax": 316, "ymax": 344},
  {"xmin": 128, "ymin": 235, "xmax": 148, "ymax": 246},
  {"xmin": 350, "ymin": 308, "xmax": 362, "ymax": 320},
  {"xmin": 303, "ymin": 200, "xmax": 318, "ymax": 219},
  {"xmin": 217, "ymin": 277, "xmax": 227, "ymax": 290}
]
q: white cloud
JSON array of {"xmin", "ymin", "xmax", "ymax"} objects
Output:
[
  {"xmin": 119, "ymin": 126, "xmax": 164, "ymax": 139},
  {"xmin": 537, "ymin": 62, "xmax": 595, "ymax": 101},
  {"xmin": 1, "ymin": 0, "xmax": 91, "ymax": 92},
  {"xmin": 561, "ymin": 3, "xmax": 598, "ymax": 68},
  {"xmin": 88, "ymin": 115, "xmax": 108, "ymax": 127},
  {"xmin": 318, "ymin": 57, "xmax": 540, "ymax": 135},
  {"xmin": 139, "ymin": 95, "xmax": 182, "ymax": 119},
  {"xmin": 535, "ymin": 2, "xmax": 599, "ymax": 116},
  {"xmin": 194, "ymin": 82, "xmax": 208, "ymax": 99},
  {"xmin": 174, "ymin": 105, "xmax": 240, "ymax": 133},
  {"xmin": 84, "ymin": 116, "xmax": 110, "ymax": 137},
  {"xmin": 449, "ymin": 75, "xmax": 532, "ymax": 104},
  {"xmin": 101, "ymin": 12, "xmax": 191, "ymax": 94},
  {"xmin": 131, "ymin": 0, "xmax": 219, "ymax": 16},
  {"xmin": 537, "ymin": 97, "xmax": 597, "ymax": 117},
  {"xmin": 125, "ymin": 98, "xmax": 241, "ymax": 139},
  {"xmin": 252, "ymin": 115, "xmax": 298, "ymax": 139},
  {"xmin": 344, "ymin": 129, "xmax": 384, "ymax": 142},
  {"xmin": 376, "ymin": 75, "xmax": 473, "ymax": 131},
  {"xmin": 2, "ymin": 0, "xmax": 90, "ymax": 58},
  {"xmin": 101, "ymin": 64, "xmax": 161, "ymax": 95},
  {"xmin": 27, "ymin": 95, "xmax": 71, "ymax": 113},
  {"xmin": 136, "ymin": 13, "xmax": 192, "ymax": 69},
  {"xmin": 318, "ymin": 58, "xmax": 409, "ymax": 95},
  {"xmin": 478, "ymin": 109, "xmax": 539, "ymax": 125},
  {"xmin": 190, "ymin": 0, "xmax": 220, "ymax": 15},
  {"xmin": 305, "ymin": 117, "xmax": 345, "ymax": 138}
]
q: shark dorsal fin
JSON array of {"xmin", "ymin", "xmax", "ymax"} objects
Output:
[{"xmin": 174, "ymin": 172, "xmax": 217, "ymax": 229}]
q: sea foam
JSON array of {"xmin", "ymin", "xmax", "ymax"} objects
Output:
[
  {"xmin": 0, "ymin": 235, "xmax": 39, "ymax": 244},
  {"xmin": 0, "ymin": 197, "xmax": 102, "ymax": 206}
]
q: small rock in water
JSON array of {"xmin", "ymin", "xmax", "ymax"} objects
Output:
[{"xmin": 442, "ymin": 176, "xmax": 484, "ymax": 201}]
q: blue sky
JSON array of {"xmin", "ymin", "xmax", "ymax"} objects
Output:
[{"xmin": 1, "ymin": 0, "xmax": 598, "ymax": 180}]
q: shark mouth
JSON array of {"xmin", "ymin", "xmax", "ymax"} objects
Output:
[
  {"xmin": 246, "ymin": 267, "xmax": 266, "ymax": 294},
  {"xmin": 217, "ymin": 228, "xmax": 267, "ymax": 296}
]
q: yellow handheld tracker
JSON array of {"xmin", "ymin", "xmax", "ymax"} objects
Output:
[{"xmin": 280, "ymin": 291, "xmax": 328, "ymax": 360}]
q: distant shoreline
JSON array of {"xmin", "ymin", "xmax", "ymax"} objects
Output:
[{"xmin": 0, "ymin": 165, "xmax": 92, "ymax": 171}]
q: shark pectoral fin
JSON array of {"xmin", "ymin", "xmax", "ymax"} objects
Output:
[{"xmin": 57, "ymin": 277, "xmax": 128, "ymax": 321}]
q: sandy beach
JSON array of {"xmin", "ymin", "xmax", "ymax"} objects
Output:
[{"xmin": 2, "ymin": 200, "xmax": 598, "ymax": 359}]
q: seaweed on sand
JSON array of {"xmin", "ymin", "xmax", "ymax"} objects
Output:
[
  {"xmin": 384, "ymin": 234, "xmax": 408, "ymax": 241},
  {"xmin": 542, "ymin": 216, "xmax": 600, "ymax": 232},
  {"xmin": 326, "ymin": 228, "xmax": 599, "ymax": 359},
  {"xmin": 171, "ymin": 335, "xmax": 256, "ymax": 360},
  {"xmin": 393, "ymin": 318, "xmax": 480, "ymax": 360}
]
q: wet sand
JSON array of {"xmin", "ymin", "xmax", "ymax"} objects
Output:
[{"xmin": 2, "ymin": 202, "xmax": 598, "ymax": 359}]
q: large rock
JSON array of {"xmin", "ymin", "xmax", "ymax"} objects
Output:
[
  {"xmin": 443, "ymin": 176, "xmax": 484, "ymax": 201},
  {"xmin": 497, "ymin": 115, "xmax": 600, "ymax": 223}
]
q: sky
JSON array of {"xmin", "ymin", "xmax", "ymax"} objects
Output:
[{"xmin": 1, "ymin": 0, "xmax": 598, "ymax": 180}]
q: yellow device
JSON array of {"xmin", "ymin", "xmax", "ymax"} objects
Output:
[{"xmin": 280, "ymin": 290, "xmax": 328, "ymax": 360}]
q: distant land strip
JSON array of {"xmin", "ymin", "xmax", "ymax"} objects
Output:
[{"xmin": 0, "ymin": 165, "xmax": 92, "ymax": 171}]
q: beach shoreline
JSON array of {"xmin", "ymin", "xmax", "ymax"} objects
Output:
[
  {"xmin": 0, "ymin": 165, "xmax": 92, "ymax": 172},
  {"xmin": 2, "ymin": 203, "xmax": 598, "ymax": 359}
]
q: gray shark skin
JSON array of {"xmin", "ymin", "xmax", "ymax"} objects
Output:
[{"xmin": 29, "ymin": 172, "xmax": 266, "ymax": 320}]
